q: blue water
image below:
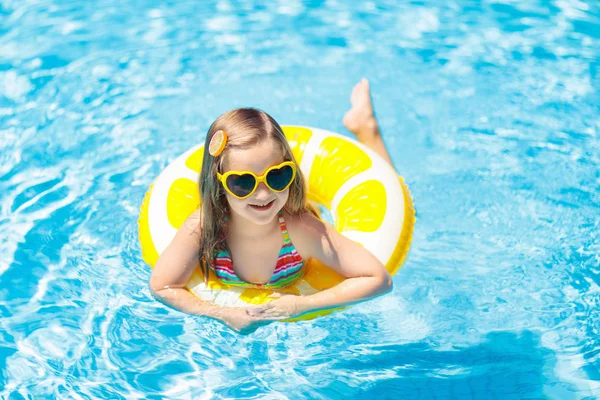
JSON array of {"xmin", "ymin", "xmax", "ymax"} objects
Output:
[{"xmin": 1, "ymin": 0, "xmax": 599, "ymax": 398}]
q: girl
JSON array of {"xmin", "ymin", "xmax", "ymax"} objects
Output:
[{"xmin": 149, "ymin": 79, "xmax": 395, "ymax": 332}]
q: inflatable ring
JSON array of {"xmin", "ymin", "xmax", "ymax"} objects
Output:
[{"xmin": 139, "ymin": 126, "xmax": 416, "ymax": 321}]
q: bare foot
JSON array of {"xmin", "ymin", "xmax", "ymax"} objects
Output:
[
  {"xmin": 343, "ymin": 78, "xmax": 394, "ymax": 167},
  {"xmin": 343, "ymin": 78, "xmax": 379, "ymax": 141}
]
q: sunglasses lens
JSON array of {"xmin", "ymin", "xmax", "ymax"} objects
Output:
[
  {"xmin": 266, "ymin": 165, "xmax": 294, "ymax": 191},
  {"xmin": 226, "ymin": 174, "xmax": 256, "ymax": 198}
]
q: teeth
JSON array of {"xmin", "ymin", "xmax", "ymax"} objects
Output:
[{"xmin": 253, "ymin": 201, "xmax": 272, "ymax": 207}]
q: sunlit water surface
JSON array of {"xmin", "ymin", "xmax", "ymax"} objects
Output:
[{"xmin": 1, "ymin": 0, "xmax": 599, "ymax": 398}]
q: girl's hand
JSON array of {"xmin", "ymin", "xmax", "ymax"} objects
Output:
[
  {"xmin": 246, "ymin": 293, "xmax": 306, "ymax": 320},
  {"xmin": 222, "ymin": 307, "xmax": 271, "ymax": 333}
]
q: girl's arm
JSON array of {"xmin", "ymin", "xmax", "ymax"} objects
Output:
[
  {"xmin": 149, "ymin": 211, "xmax": 213, "ymax": 313},
  {"xmin": 296, "ymin": 213, "xmax": 392, "ymax": 312},
  {"xmin": 248, "ymin": 213, "xmax": 392, "ymax": 319}
]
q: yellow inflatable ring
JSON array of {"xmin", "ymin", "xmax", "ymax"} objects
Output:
[{"xmin": 139, "ymin": 126, "xmax": 416, "ymax": 321}]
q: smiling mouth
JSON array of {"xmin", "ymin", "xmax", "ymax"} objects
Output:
[{"xmin": 249, "ymin": 200, "xmax": 275, "ymax": 211}]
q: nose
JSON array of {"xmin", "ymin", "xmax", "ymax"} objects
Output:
[{"xmin": 252, "ymin": 182, "xmax": 271, "ymax": 200}]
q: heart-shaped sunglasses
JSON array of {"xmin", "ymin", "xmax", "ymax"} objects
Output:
[{"xmin": 217, "ymin": 161, "xmax": 297, "ymax": 199}]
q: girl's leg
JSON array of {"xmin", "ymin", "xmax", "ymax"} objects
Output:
[{"xmin": 343, "ymin": 78, "xmax": 394, "ymax": 167}]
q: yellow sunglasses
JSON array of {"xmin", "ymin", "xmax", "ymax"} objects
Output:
[{"xmin": 217, "ymin": 161, "xmax": 297, "ymax": 199}]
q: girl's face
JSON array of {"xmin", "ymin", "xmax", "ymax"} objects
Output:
[{"xmin": 221, "ymin": 139, "xmax": 290, "ymax": 226}]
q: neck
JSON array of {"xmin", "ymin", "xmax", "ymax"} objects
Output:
[{"xmin": 227, "ymin": 211, "xmax": 280, "ymax": 239}]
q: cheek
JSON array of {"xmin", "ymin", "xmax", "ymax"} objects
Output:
[
  {"xmin": 225, "ymin": 193, "xmax": 248, "ymax": 212},
  {"xmin": 278, "ymin": 189, "xmax": 290, "ymax": 204}
]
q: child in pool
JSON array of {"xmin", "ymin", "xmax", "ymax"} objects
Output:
[{"xmin": 149, "ymin": 79, "xmax": 395, "ymax": 332}]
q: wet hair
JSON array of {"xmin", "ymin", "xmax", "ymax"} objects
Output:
[{"xmin": 197, "ymin": 108, "xmax": 315, "ymax": 282}]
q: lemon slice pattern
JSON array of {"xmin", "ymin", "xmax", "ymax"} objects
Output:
[{"xmin": 139, "ymin": 126, "xmax": 416, "ymax": 320}]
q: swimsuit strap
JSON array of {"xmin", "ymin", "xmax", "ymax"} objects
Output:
[{"xmin": 277, "ymin": 211, "xmax": 293, "ymax": 246}]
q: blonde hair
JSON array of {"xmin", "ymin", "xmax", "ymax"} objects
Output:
[{"xmin": 197, "ymin": 108, "xmax": 315, "ymax": 282}]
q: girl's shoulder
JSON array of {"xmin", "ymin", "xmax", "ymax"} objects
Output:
[
  {"xmin": 283, "ymin": 210, "xmax": 326, "ymax": 231},
  {"xmin": 182, "ymin": 208, "xmax": 202, "ymax": 236},
  {"xmin": 283, "ymin": 210, "xmax": 329, "ymax": 259}
]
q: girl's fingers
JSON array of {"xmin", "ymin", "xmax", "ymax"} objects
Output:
[
  {"xmin": 247, "ymin": 304, "xmax": 271, "ymax": 315},
  {"xmin": 256, "ymin": 311, "xmax": 290, "ymax": 320},
  {"xmin": 247, "ymin": 304, "xmax": 292, "ymax": 320}
]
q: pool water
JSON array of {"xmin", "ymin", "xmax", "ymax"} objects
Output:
[{"xmin": 1, "ymin": 1, "xmax": 599, "ymax": 398}]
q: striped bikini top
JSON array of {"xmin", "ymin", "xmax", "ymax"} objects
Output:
[{"xmin": 212, "ymin": 212, "xmax": 305, "ymax": 289}]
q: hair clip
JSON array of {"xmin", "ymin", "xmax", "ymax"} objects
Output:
[{"xmin": 209, "ymin": 130, "xmax": 228, "ymax": 157}]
